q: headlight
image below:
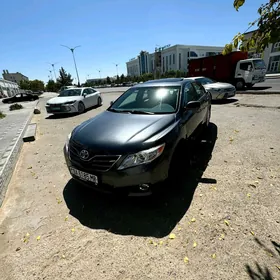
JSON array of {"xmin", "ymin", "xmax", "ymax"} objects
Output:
[
  {"xmin": 208, "ymin": 88, "xmax": 221, "ymax": 92},
  {"xmin": 65, "ymin": 132, "xmax": 72, "ymax": 151},
  {"xmin": 64, "ymin": 101, "xmax": 76, "ymax": 105},
  {"xmin": 118, "ymin": 144, "xmax": 165, "ymax": 170}
]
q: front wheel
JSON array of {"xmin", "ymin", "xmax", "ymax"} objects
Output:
[
  {"xmin": 78, "ymin": 102, "xmax": 85, "ymax": 114},
  {"xmin": 235, "ymin": 79, "xmax": 245, "ymax": 90},
  {"xmin": 97, "ymin": 96, "xmax": 102, "ymax": 107}
]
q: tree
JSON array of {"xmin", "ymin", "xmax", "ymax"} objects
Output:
[
  {"xmin": 19, "ymin": 80, "xmax": 31, "ymax": 90},
  {"xmin": 224, "ymin": 0, "xmax": 280, "ymax": 54},
  {"xmin": 30, "ymin": 80, "xmax": 44, "ymax": 91},
  {"xmin": 116, "ymin": 75, "xmax": 120, "ymax": 84},
  {"xmin": 46, "ymin": 80, "xmax": 58, "ymax": 92},
  {"xmin": 106, "ymin": 76, "xmax": 111, "ymax": 84},
  {"xmin": 120, "ymin": 74, "xmax": 125, "ymax": 84},
  {"xmin": 56, "ymin": 67, "xmax": 73, "ymax": 88}
]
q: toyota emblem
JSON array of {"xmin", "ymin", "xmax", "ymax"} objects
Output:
[{"xmin": 79, "ymin": 150, "xmax": 89, "ymax": 160}]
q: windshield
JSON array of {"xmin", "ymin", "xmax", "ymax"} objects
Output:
[
  {"xmin": 109, "ymin": 86, "xmax": 181, "ymax": 114},
  {"xmin": 253, "ymin": 59, "xmax": 266, "ymax": 70},
  {"xmin": 195, "ymin": 77, "xmax": 215, "ymax": 85},
  {"xmin": 58, "ymin": 89, "xmax": 82, "ymax": 97}
]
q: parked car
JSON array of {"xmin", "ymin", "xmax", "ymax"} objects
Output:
[
  {"xmin": 45, "ymin": 87, "xmax": 102, "ymax": 114},
  {"xmin": 58, "ymin": 85, "xmax": 76, "ymax": 92},
  {"xmin": 188, "ymin": 76, "xmax": 236, "ymax": 100},
  {"xmin": 2, "ymin": 92, "xmax": 39, "ymax": 104},
  {"xmin": 64, "ymin": 78, "xmax": 211, "ymax": 196}
]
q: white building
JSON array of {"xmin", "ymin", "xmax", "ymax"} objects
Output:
[
  {"xmin": 126, "ymin": 44, "xmax": 224, "ymax": 77},
  {"xmin": 244, "ymin": 30, "xmax": 280, "ymax": 73},
  {"xmin": 0, "ymin": 79, "xmax": 20, "ymax": 98},
  {"xmin": 126, "ymin": 57, "xmax": 140, "ymax": 77}
]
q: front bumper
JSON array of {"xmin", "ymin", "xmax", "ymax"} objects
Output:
[
  {"xmin": 46, "ymin": 104, "xmax": 77, "ymax": 114},
  {"xmin": 63, "ymin": 146, "xmax": 169, "ymax": 196}
]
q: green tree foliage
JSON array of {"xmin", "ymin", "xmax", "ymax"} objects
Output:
[
  {"xmin": 30, "ymin": 80, "xmax": 45, "ymax": 91},
  {"xmin": 106, "ymin": 76, "xmax": 111, "ymax": 84},
  {"xmin": 56, "ymin": 67, "xmax": 73, "ymax": 88},
  {"xmin": 19, "ymin": 80, "xmax": 31, "ymax": 90},
  {"xmin": 19, "ymin": 80, "xmax": 45, "ymax": 91},
  {"xmin": 224, "ymin": 0, "xmax": 280, "ymax": 54},
  {"xmin": 46, "ymin": 80, "xmax": 58, "ymax": 92}
]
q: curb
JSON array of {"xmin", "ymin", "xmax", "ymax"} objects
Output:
[
  {"xmin": 236, "ymin": 91, "xmax": 280, "ymax": 95},
  {"xmin": 265, "ymin": 76, "xmax": 280, "ymax": 79},
  {"xmin": 0, "ymin": 101, "xmax": 38, "ymax": 207}
]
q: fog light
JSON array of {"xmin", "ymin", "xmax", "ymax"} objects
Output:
[{"xmin": 139, "ymin": 184, "xmax": 150, "ymax": 191}]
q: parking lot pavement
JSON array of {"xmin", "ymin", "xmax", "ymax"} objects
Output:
[{"xmin": 0, "ymin": 94, "xmax": 280, "ymax": 280}]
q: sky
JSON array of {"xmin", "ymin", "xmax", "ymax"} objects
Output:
[{"xmin": 0, "ymin": 0, "xmax": 265, "ymax": 83}]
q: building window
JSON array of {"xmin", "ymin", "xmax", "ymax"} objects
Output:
[
  {"xmin": 173, "ymin": 54, "xmax": 175, "ymax": 64},
  {"xmin": 163, "ymin": 57, "xmax": 165, "ymax": 72},
  {"xmin": 190, "ymin": 51, "xmax": 198, "ymax": 57},
  {"xmin": 166, "ymin": 58, "xmax": 168, "ymax": 72},
  {"xmin": 169, "ymin": 55, "xmax": 171, "ymax": 65},
  {"xmin": 179, "ymin": 53, "xmax": 181, "ymax": 69}
]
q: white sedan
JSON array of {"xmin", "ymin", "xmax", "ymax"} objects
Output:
[
  {"xmin": 188, "ymin": 77, "xmax": 236, "ymax": 100},
  {"xmin": 45, "ymin": 87, "xmax": 102, "ymax": 114}
]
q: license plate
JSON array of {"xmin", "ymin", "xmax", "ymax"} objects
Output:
[
  {"xmin": 52, "ymin": 107, "xmax": 61, "ymax": 111},
  {"xmin": 70, "ymin": 167, "xmax": 98, "ymax": 184}
]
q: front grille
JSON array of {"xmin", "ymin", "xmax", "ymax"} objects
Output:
[{"xmin": 69, "ymin": 140, "xmax": 121, "ymax": 172}]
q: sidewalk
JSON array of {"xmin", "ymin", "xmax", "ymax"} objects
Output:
[
  {"xmin": 265, "ymin": 73, "xmax": 280, "ymax": 79},
  {"xmin": 0, "ymin": 101, "xmax": 37, "ymax": 206}
]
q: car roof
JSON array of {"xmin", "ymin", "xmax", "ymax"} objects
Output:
[
  {"xmin": 135, "ymin": 78, "xmax": 194, "ymax": 87},
  {"xmin": 187, "ymin": 76, "xmax": 207, "ymax": 80}
]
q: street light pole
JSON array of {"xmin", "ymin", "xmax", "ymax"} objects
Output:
[
  {"xmin": 49, "ymin": 70, "xmax": 53, "ymax": 80},
  {"xmin": 61, "ymin": 45, "xmax": 81, "ymax": 86},
  {"xmin": 97, "ymin": 69, "xmax": 101, "ymax": 79},
  {"xmin": 113, "ymin": 63, "xmax": 119, "ymax": 76}
]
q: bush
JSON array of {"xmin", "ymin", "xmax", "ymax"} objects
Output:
[
  {"xmin": 9, "ymin": 103, "xmax": 23, "ymax": 111},
  {"xmin": 0, "ymin": 110, "xmax": 6, "ymax": 119}
]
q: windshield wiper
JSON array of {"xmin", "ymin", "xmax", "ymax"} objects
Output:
[{"xmin": 126, "ymin": 110, "xmax": 154, "ymax": 115}]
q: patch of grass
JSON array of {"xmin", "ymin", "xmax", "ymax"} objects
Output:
[
  {"xmin": 9, "ymin": 103, "xmax": 23, "ymax": 111},
  {"xmin": 0, "ymin": 110, "xmax": 6, "ymax": 119}
]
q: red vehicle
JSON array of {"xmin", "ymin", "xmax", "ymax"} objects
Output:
[{"xmin": 188, "ymin": 51, "xmax": 266, "ymax": 90}]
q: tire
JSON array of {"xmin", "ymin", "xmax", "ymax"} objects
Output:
[
  {"xmin": 78, "ymin": 102, "xmax": 85, "ymax": 114},
  {"xmin": 235, "ymin": 79, "xmax": 245, "ymax": 90},
  {"xmin": 97, "ymin": 96, "xmax": 102, "ymax": 107}
]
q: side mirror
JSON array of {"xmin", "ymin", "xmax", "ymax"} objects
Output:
[
  {"xmin": 184, "ymin": 101, "xmax": 200, "ymax": 110},
  {"xmin": 110, "ymin": 101, "xmax": 114, "ymax": 105}
]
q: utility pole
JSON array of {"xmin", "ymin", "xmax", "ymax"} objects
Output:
[
  {"xmin": 61, "ymin": 45, "xmax": 81, "ymax": 86},
  {"xmin": 113, "ymin": 63, "xmax": 119, "ymax": 76},
  {"xmin": 48, "ymin": 62, "xmax": 58, "ymax": 80},
  {"xmin": 97, "ymin": 69, "xmax": 101, "ymax": 79}
]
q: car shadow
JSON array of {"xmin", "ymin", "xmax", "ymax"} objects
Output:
[
  {"xmin": 212, "ymin": 98, "xmax": 239, "ymax": 105},
  {"xmin": 243, "ymin": 86, "xmax": 272, "ymax": 91},
  {"xmin": 45, "ymin": 113, "xmax": 78, "ymax": 119},
  {"xmin": 63, "ymin": 123, "xmax": 218, "ymax": 237}
]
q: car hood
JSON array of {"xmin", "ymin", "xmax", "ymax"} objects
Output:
[
  {"xmin": 47, "ymin": 96, "xmax": 81, "ymax": 104},
  {"xmin": 204, "ymin": 82, "xmax": 235, "ymax": 90},
  {"xmin": 72, "ymin": 111, "xmax": 175, "ymax": 153}
]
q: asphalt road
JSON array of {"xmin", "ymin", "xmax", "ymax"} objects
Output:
[
  {"xmin": 0, "ymin": 92, "xmax": 279, "ymax": 280},
  {"xmin": 251, "ymin": 77, "xmax": 280, "ymax": 92}
]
